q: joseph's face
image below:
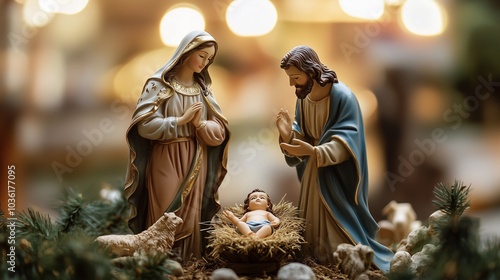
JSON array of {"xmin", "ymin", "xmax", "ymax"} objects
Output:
[{"xmin": 285, "ymin": 66, "xmax": 313, "ymax": 99}]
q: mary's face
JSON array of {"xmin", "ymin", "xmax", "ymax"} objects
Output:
[{"xmin": 184, "ymin": 46, "xmax": 216, "ymax": 74}]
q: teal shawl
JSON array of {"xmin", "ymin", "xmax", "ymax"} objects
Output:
[{"xmin": 286, "ymin": 81, "xmax": 393, "ymax": 272}]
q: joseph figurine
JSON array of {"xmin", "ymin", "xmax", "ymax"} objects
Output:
[{"xmin": 276, "ymin": 45, "xmax": 393, "ymax": 271}]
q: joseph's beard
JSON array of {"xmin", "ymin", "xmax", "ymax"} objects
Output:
[{"xmin": 295, "ymin": 76, "xmax": 314, "ymax": 99}]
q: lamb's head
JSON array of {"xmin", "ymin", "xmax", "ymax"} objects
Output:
[
  {"xmin": 356, "ymin": 243, "xmax": 374, "ymax": 270},
  {"xmin": 334, "ymin": 243, "xmax": 373, "ymax": 278},
  {"xmin": 333, "ymin": 243, "xmax": 352, "ymax": 267},
  {"xmin": 163, "ymin": 212, "xmax": 183, "ymax": 228}
]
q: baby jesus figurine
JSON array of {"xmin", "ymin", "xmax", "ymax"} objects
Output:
[{"xmin": 223, "ymin": 189, "xmax": 281, "ymax": 239}]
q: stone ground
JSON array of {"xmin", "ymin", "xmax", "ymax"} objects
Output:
[{"xmin": 170, "ymin": 258, "xmax": 387, "ymax": 280}]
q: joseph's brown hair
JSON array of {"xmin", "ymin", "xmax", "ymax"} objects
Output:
[{"xmin": 280, "ymin": 45, "xmax": 338, "ymax": 86}]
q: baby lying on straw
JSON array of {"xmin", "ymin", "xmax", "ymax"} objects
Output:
[{"xmin": 224, "ymin": 189, "xmax": 280, "ymax": 239}]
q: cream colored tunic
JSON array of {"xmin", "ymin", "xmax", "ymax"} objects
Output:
[
  {"xmin": 286, "ymin": 95, "xmax": 351, "ymax": 264},
  {"xmin": 137, "ymin": 81, "xmax": 225, "ymax": 261}
]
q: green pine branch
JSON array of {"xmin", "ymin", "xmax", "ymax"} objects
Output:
[
  {"xmin": 16, "ymin": 208, "xmax": 58, "ymax": 240},
  {"xmin": 428, "ymin": 181, "xmax": 480, "ymax": 279},
  {"xmin": 1, "ymin": 180, "xmax": 177, "ymax": 280},
  {"xmin": 57, "ymin": 188, "xmax": 87, "ymax": 233},
  {"xmin": 56, "ymin": 187, "xmax": 131, "ymax": 236},
  {"xmin": 432, "ymin": 181, "xmax": 471, "ymax": 220}
]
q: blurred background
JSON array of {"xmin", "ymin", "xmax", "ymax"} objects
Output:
[{"xmin": 1, "ymin": 0, "xmax": 499, "ymax": 241}]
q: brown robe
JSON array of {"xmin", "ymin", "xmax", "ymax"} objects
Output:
[
  {"xmin": 283, "ymin": 95, "xmax": 352, "ymax": 263},
  {"xmin": 138, "ymin": 81, "xmax": 225, "ymax": 260}
]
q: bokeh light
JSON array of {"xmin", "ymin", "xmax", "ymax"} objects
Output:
[
  {"xmin": 39, "ymin": 0, "xmax": 89, "ymax": 15},
  {"xmin": 401, "ymin": 0, "xmax": 446, "ymax": 36},
  {"xmin": 160, "ymin": 5, "xmax": 205, "ymax": 47},
  {"xmin": 112, "ymin": 48, "xmax": 175, "ymax": 103},
  {"xmin": 23, "ymin": 0, "xmax": 54, "ymax": 27},
  {"xmin": 339, "ymin": 0, "xmax": 385, "ymax": 20},
  {"xmin": 47, "ymin": 0, "xmax": 101, "ymax": 51},
  {"xmin": 384, "ymin": 0, "xmax": 405, "ymax": 6},
  {"xmin": 5, "ymin": 0, "xmax": 500, "ymax": 249},
  {"xmin": 357, "ymin": 90, "xmax": 379, "ymax": 122},
  {"xmin": 226, "ymin": 0, "xmax": 277, "ymax": 37}
]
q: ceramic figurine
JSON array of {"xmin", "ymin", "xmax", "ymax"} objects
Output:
[
  {"xmin": 333, "ymin": 243, "xmax": 374, "ymax": 279},
  {"xmin": 377, "ymin": 200, "xmax": 422, "ymax": 246},
  {"xmin": 276, "ymin": 45, "xmax": 393, "ymax": 271},
  {"xmin": 124, "ymin": 30, "xmax": 230, "ymax": 261},
  {"xmin": 223, "ymin": 189, "xmax": 280, "ymax": 239},
  {"xmin": 95, "ymin": 212, "xmax": 183, "ymax": 257}
]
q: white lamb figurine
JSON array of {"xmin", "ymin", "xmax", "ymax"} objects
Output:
[{"xmin": 95, "ymin": 212, "xmax": 183, "ymax": 257}]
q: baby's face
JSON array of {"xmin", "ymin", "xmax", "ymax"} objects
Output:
[{"xmin": 248, "ymin": 192, "xmax": 269, "ymax": 211}]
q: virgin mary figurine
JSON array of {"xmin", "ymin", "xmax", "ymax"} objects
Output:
[{"xmin": 124, "ymin": 30, "xmax": 230, "ymax": 261}]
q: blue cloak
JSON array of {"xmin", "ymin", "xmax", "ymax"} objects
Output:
[{"xmin": 285, "ymin": 81, "xmax": 393, "ymax": 272}]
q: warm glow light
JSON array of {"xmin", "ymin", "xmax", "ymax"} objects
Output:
[
  {"xmin": 48, "ymin": 0, "xmax": 101, "ymax": 51},
  {"xmin": 356, "ymin": 90, "xmax": 378, "ymax": 121},
  {"xmin": 39, "ymin": 0, "xmax": 89, "ymax": 15},
  {"xmin": 6, "ymin": 48, "xmax": 28, "ymax": 94},
  {"xmin": 160, "ymin": 5, "xmax": 205, "ymax": 47},
  {"xmin": 384, "ymin": 0, "xmax": 404, "ymax": 6},
  {"xmin": 226, "ymin": 0, "xmax": 277, "ymax": 37},
  {"xmin": 23, "ymin": 0, "xmax": 54, "ymax": 27},
  {"xmin": 112, "ymin": 48, "xmax": 175, "ymax": 103},
  {"xmin": 401, "ymin": 0, "xmax": 446, "ymax": 36},
  {"xmin": 339, "ymin": 0, "xmax": 385, "ymax": 20},
  {"xmin": 32, "ymin": 48, "xmax": 66, "ymax": 110}
]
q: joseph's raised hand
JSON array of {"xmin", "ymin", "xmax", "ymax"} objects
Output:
[{"xmin": 276, "ymin": 108, "xmax": 292, "ymax": 143}]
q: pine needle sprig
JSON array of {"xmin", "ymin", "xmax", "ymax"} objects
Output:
[
  {"xmin": 57, "ymin": 188, "xmax": 86, "ymax": 233},
  {"xmin": 56, "ymin": 188, "xmax": 106, "ymax": 235},
  {"xmin": 432, "ymin": 181, "xmax": 471, "ymax": 219},
  {"xmin": 16, "ymin": 208, "xmax": 58, "ymax": 240},
  {"xmin": 56, "ymin": 186, "xmax": 132, "ymax": 236},
  {"xmin": 429, "ymin": 181, "xmax": 479, "ymax": 279}
]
